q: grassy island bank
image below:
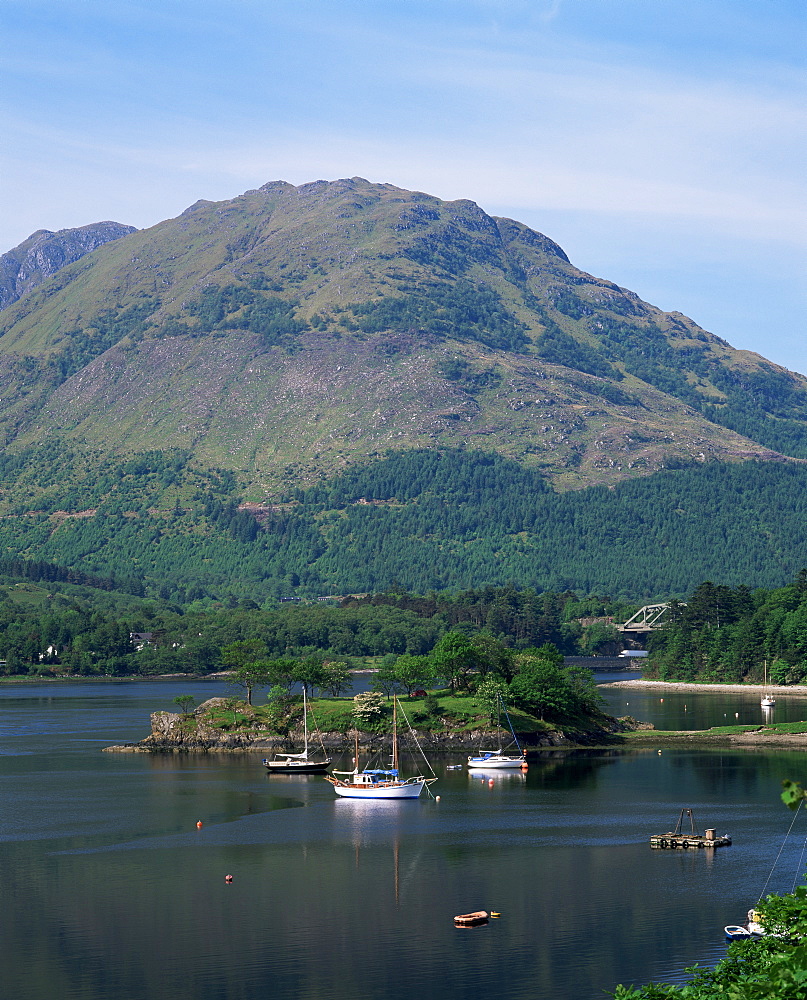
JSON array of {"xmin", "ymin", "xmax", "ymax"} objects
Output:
[
  {"xmin": 106, "ymin": 691, "xmax": 807, "ymax": 753},
  {"xmin": 103, "ymin": 688, "xmax": 634, "ymax": 753},
  {"xmin": 620, "ymin": 721, "xmax": 807, "ymax": 749}
]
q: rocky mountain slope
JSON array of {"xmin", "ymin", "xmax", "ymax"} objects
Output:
[
  {"xmin": 0, "ymin": 178, "xmax": 803, "ymax": 498},
  {"xmin": 0, "ymin": 222, "xmax": 136, "ymax": 309}
]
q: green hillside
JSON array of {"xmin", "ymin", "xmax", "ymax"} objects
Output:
[
  {"xmin": 0, "ymin": 178, "xmax": 806, "ymax": 601},
  {"xmin": 0, "ymin": 177, "xmax": 797, "ymax": 493},
  {"xmin": 0, "ymin": 444, "xmax": 802, "ymax": 602}
]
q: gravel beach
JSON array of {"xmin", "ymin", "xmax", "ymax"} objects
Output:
[
  {"xmin": 601, "ymin": 679, "xmax": 807, "ymax": 747},
  {"xmin": 600, "ymin": 678, "xmax": 807, "ymax": 697}
]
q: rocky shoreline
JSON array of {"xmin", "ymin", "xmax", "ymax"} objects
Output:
[
  {"xmin": 101, "ymin": 698, "xmax": 629, "ymax": 754},
  {"xmin": 625, "ymin": 728, "xmax": 807, "ymax": 749},
  {"xmin": 102, "ymin": 708, "xmax": 807, "ymax": 753},
  {"xmin": 102, "ymin": 686, "xmax": 807, "ymax": 756}
]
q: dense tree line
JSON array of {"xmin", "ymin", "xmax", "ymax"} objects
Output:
[
  {"xmin": 1, "ymin": 445, "xmax": 807, "ymax": 603},
  {"xmin": 647, "ymin": 572, "xmax": 807, "ymax": 684},
  {"xmin": 342, "ymin": 586, "xmax": 628, "ymax": 653},
  {"xmin": 0, "ymin": 578, "xmax": 623, "ymax": 679},
  {"xmin": 224, "ymin": 631, "xmax": 603, "ymax": 729},
  {"xmin": 0, "ymin": 554, "xmax": 143, "ymax": 595},
  {"xmin": 14, "ymin": 569, "xmax": 807, "ymax": 687}
]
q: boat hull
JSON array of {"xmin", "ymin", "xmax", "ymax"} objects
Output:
[
  {"xmin": 467, "ymin": 756, "xmax": 525, "ymax": 769},
  {"xmin": 454, "ymin": 911, "xmax": 489, "ymax": 927},
  {"xmin": 264, "ymin": 759, "xmax": 331, "ymax": 774},
  {"xmin": 331, "ymin": 779, "xmax": 428, "ymax": 799},
  {"xmin": 724, "ymin": 925, "xmax": 755, "ymax": 940}
]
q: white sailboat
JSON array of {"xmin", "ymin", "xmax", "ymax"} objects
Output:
[
  {"xmin": 761, "ymin": 661, "xmax": 776, "ymax": 708},
  {"xmin": 263, "ymin": 687, "xmax": 332, "ymax": 773},
  {"xmin": 467, "ymin": 693, "xmax": 527, "ymax": 770},
  {"xmin": 325, "ymin": 697, "xmax": 437, "ymax": 799}
]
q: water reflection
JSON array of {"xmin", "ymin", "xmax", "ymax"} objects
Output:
[
  {"xmin": 467, "ymin": 768, "xmax": 526, "ymax": 785},
  {"xmin": 598, "ymin": 682, "xmax": 807, "ymax": 731},
  {"xmin": 3, "ymin": 682, "xmax": 807, "ymax": 1000}
]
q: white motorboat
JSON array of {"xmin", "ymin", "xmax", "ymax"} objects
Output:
[{"xmin": 724, "ymin": 924, "xmax": 753, "ymax": 940}]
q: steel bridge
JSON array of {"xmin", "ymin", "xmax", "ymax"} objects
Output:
[{"xmin": 618, "ymin": 602, "xmax": 684, "ymax": 633}]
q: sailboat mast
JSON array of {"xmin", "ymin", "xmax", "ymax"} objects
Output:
[
  {"xmin": 392, "ymin": 697, "xmax": 398, "ymax": 772},
  {"xmin": 303, "ymin": 686, "xmax": 309, "ymax": 754}
]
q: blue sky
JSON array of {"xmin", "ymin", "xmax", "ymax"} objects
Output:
[{"xmin": 3, "ymin": 0, "xmax": 805, "ymax": 371}]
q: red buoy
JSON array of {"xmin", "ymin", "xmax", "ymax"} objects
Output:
[
  {"xmin": 225, "ymin": 874, "xmax": 233, "ymax": 883},
  {"xmin": 196, "ymin": 820, "xmax": 203, "ymax": 829}
]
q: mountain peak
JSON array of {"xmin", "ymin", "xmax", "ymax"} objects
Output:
[
  {"xmin": 0, "ymin": 178, "xmax": 803, "ymax": 495},
  {"xmin": 0, "ymin": 221, "xmax": 136, "ymax": 309}
]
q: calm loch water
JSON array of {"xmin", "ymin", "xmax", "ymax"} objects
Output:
[{"xmin": 1, "ymin": 679, "xmax": 807, "ymax": 1000}]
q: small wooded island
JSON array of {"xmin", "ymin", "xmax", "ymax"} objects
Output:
[
  {"xmin": 104, "ymin": 637, "xmax": 635, "ymax": 753},
  {"xmin": 105, "ymin": 687, "xmax": 638, "ymax": 754},
  {"xmin": 104, "ymin": 688, "xmax": 807, "ymax": 755}
]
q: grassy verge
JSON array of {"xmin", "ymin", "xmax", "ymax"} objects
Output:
[
  {"xmin": 620, "ymin": 720, "xmax": 807, "ymax": 741},
  {"xmin": 196, "ymin": 690, "xmax": 559, "ymax": 739}
]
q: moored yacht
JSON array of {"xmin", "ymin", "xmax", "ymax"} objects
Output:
[
  {"xmin": 325, "ymin": 697, "xmax": 437, "ymax": 799},
  {"xmin": 263, "ymin": 688, "xmax": 331, "ymax": 774},
  {"xmin": 467, "ymin": 694, "xmax": 527, "ymax": 770}
]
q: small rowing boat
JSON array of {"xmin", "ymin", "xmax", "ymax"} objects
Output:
[{"xmin": 454, "ymin": 911, "xmax": 489, "ymax": 927}]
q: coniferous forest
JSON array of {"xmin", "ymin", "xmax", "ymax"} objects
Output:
[
  {"xmin": 646, "ymin": 573, "xmax": 807, "ymax": 685},
  {"xmin": 0, "ymin": 445, "xmax": 804, "ymax": 605}
]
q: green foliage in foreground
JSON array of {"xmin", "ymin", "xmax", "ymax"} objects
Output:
[{"xmin": 613, "ymin": 883, "xmax": 807, "ymax": 999}]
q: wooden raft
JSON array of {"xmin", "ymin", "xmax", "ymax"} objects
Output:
[{"xmin": 650, "ymin": 807, "xmax": 732, "ymax": 850}]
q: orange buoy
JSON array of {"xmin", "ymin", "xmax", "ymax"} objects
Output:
[
  {"xmin": 196, "ymin": 821, "xmax": 203, "ymax": 829},
  {"xmin": 488, "ymin": 778, "xmax": 494, "ymax": 786}
]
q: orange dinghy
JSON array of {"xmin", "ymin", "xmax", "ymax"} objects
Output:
[{"xmin": 454, "ymin": 911, "xmax": 489, "ymax": 927}]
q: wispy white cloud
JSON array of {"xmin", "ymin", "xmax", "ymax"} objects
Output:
[{"xmin": 1, "ymin": 0, "xmax": 805, "ymax": 371}]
